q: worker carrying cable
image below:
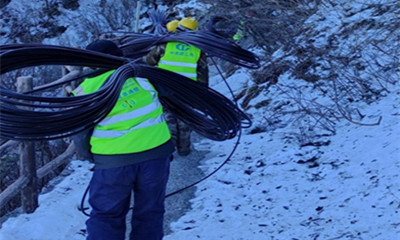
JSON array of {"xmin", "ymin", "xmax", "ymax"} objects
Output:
[
  {"xmin": 72, "ymin": 39, "xmax": 174, "ymax": 240},
  {"xmin": 144, "ymin": 17, "xmax": 209, "ymax": 156}
]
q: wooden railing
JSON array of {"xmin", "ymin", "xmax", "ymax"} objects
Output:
[
  {"xmin": 0, "ymin": 67, "xmax": 83, "ymax": 215},
  {"xmin": 0, "ymin": 142, "xmax": 75, "ymax": 211}
]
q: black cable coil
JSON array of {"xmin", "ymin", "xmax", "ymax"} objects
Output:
[
  {"xmin": 0, "ymin": 44, "xmax": 252, "ymax": 141},
  {"xmin": 118, "ymin": 30, "xmax": 261, "ymax": 69}
]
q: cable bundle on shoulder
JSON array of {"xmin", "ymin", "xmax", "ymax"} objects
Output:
[
  {"xmin": 136, "ymin": 65, "xmax": 251, "ymax": 140},
  {"xmin": 0, "ymin": 44, "xmax": 251, "ymax": 141},
  {"xmin": 0, "ymin": 44, "xmax": 125, "ymax": 73},
  {"xmin": 119, "ymin": 30, "xmax": 260, "ymax": 69},
  {"xmin": 148, "ymin": 9, "xmax": 169, "ymax": 35},
  {"xmin": 0, "ymin": 44, "xmax": 126, "ymax": 140}
]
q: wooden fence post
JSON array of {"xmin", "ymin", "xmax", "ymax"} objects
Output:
[{"xmin": 17, "ymin": 76, "xmax": 38, "ymax": 213}]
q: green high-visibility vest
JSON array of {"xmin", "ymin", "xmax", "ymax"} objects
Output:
[
  {"xmin": 158, "ymin": 41, "xmax": 201, "ymax": 81},
  {"xmin": 233, "ymin": 20, "xmax": 245, "ymax": 41},
  {"xmin": 73, "ymin": 70, "xmax": 171, "ymax": 155}
]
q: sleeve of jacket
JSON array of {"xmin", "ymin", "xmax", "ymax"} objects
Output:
[
  {"xmin": 144, "ymin": 44, "xmax": 172, "ymax": 97},
  {"xmin": 197, "ymin": 51, "xmax": 209, "ymax": 87},
  {"xmin": 144, "ymin": 44, "xmax": 166, "ymax": 66},
  {"xmin": 70, "ymin": 86, "xmax": 94, "ymax": 162},
  {"xmin": 71, "ymin": 128, "xmax": 94, "ymax": 162}
]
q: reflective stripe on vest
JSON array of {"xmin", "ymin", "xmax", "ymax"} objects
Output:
[
  {"xmin": 95, "ymin": 78, "xmax": 161, "ymax": 127},
  {"xmin": 96, "ymin": 98, "xmax": 161, "ymax": 127},
  {"xmin": 92, "ymin": 114, "xmax": 166, "ymax": 138},
  {"xmin": 158, "ymin": 41, "xmax": 201, "ymax": 81},
  {"xmin": 78, "ymin": 72, "xmax": 171, "ymax": 155}
]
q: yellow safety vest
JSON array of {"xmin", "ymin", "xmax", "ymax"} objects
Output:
[
  {"xmin": 73, "ymin": 70, "xmax": 171, "ymax": 155},
  {"xmin": 158, "ymin": 41, "xmax": 201, "ymax": 81}
]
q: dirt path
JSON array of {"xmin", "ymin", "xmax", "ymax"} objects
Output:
[{"xmin": 163, "ymin": 146, "xmax": 208, "ymax": 235}]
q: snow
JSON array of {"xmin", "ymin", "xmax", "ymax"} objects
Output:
[
  {"xmin": 1, "ymin": 66, "xmax": 399, "ymax": 240},
  {"xmin": 1, "ymin": 0, "xmax": 399, "ymax": 239},
  {"xmin": 174, "ymin": 0, "xmax": 211, "ymax": 18},
  {"xmin": 164, "ymin": 89, "xmax": 400, "ymax": 240}
]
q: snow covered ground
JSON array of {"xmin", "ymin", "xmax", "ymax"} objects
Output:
[
  {"xmin": 0, "ymin": 67, "xmax": 399, "ymax": 239},
  {"xmin": 1, "ymin": 0, "xmax": 399, "ymax": 239},
  {"xmin": 164, "ymin": 82, "xmax": 400, "ymax": 240}
]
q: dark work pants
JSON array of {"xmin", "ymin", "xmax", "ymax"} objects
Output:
[{"xmin": 86, "ymin": 156, "xmax": 171, "ymax": 240}]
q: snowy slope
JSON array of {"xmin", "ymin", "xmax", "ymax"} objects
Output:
[
  {"xmin": 0, "ymin": 72, "xmax": 398, "ymax": 239},
  {"xmin": 164, "ymin": 87, "xmax": 400, "ymax": 240},
  {"xmin": 0, "ymin": 0, "xmax": 399, "ymax": 239}
]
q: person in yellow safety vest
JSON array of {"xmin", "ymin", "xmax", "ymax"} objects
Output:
[
  {"xmin": 73, "ymin": 39, "xmax": 174, "ymax": 240},
  {"xmin": 144, "ymin": 17, "xmax": 209, "ymax": 156},
  {"xmin": 232, "ymin": 19, "xmax": 245, "ymax": 41}
]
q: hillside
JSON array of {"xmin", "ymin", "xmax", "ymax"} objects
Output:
[{"xmin": 0, "ymin": 0, "xmax": 399, "ymax": 239}]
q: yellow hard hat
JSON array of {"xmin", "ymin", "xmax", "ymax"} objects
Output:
[
  {"xmin": 166, "ymin": 20, "xmax": 179, "ymax": 32},
  {"xmin": 178, "ymin": 17, "xmax": 198, "ymax": 30}
]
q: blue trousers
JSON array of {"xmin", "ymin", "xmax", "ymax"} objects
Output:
[{"xmin": 86, "ymin": 156, "xmax": 171, "ymax": 240}]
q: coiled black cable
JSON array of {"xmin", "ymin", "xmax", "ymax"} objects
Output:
[
  {"xmin": 118, "ymin": 30, "xmax": 260, "ymax": 69},
  {"xmin": 1, "ymin": 23, "xmax": 260, "ymax": 217},
  {"xmin": 0, "ymin": 44, "xmax": 251, "ymax": 141},
  {"xmin": 78, "ymin": 54, "xmax": 247, "ymax": 218},
  {"xmin": 148, "ymin": 9, "xmax": 169, "ymax": 35}
]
